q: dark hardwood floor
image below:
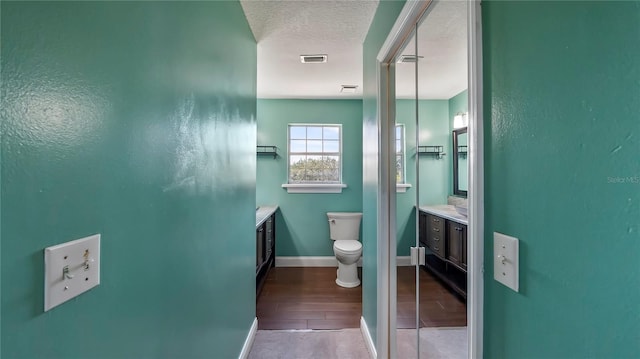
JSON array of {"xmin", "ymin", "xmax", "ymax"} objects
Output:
[
  {"xmin": 256, "ymin": 266, "xmax": 466, "ymax": 330},
  {"xmin": 257, "ymin": 267, "xmax": 362, "ymax": 330},
  {"xmin": 397, "ymin": 266, "xmax": 467, "ymax": 328}
]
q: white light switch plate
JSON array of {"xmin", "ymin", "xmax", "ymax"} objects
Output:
[
  {"xmin": 493, "ymin": 232, "xmax": 519, "ymax": 292},
  {"xmin": 44, "ymin": 234, "xmax": 100, "ymax": 311}
]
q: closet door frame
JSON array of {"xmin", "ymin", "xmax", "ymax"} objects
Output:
[{"xmin": 375, "ymin": 1, "xmax": 485, "ymax": 358}]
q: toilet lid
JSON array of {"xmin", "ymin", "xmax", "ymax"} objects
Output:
[{"xmin": 334, "ymin": 240, "xmax": 362, "ymax": 253}]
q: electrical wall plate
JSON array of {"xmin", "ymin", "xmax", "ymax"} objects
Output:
[
  {"xmin": 44, "ymin": 234, "xmax": 101, "ymax": 311},
  {"xmin": 493, "ymin": 232, "xmax": 519, "ymax": 292}
]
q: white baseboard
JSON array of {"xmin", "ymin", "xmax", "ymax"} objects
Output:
[
  {"xmin": 396, "ymin": 256, "xmax": 412, "ymax": 266},
  {"xmin": 360, "ymin": 316, "xmax": 377, "ymax": 359},
  {"xmin": 238, "ymin": 317, "xmax": 258, "ymax": 359},
  {"xmin": 276, "ymin": 256, "xmax": 338, "ymax": 267},
  {"xmin": 275, "ymin": 256, "xmax": 412, "ymax": 267},
  {"xmin": 276, "ymin": 256, "xmax": 364, "ymax": 267}
]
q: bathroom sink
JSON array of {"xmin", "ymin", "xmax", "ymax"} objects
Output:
[{"xmin": 454, "ymin": 205, "xmax": 468, "ymax": 217}]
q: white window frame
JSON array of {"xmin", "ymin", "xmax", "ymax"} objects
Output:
[
  {"xmin": 395, "ymin": 124, "xmax": 412, "ymax": 193},
  {"xmin": 282, "ymin": 123, "xmax": 347, "ymax": 193}
]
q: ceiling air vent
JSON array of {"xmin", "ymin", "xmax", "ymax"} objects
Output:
[
  {"xmin": 340, "ymin": 85, "xmax": 358, "ymax": 93},
  {"xmin": 300, "ymin": 54, "xmax": 328, "ymax": 63},
  {"xmin": 398, "ymin": 55, "xmax": 424, "ymax": 63}
]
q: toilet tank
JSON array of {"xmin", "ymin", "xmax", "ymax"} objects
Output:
[{"xmin": 327, "ymin": 212, "xmax": 363, "ymax": 240}]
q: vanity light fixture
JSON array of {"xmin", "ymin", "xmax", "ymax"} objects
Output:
[{"xmin": 454, "ymin": 112, "xmax": 469, "ymax": 129}]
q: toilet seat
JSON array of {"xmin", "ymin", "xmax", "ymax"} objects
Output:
[{"xmin": 334, "ymin": 240, "xmax": 362, "ymax": 253}]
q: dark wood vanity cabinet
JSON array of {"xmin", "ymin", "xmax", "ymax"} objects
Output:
[
  {"xmin": 425, "ymin": 214, "xmax": 446, "ymax": 258},
  {"xmin": 256, "ymin": 213, "xmax": 276, "ymax": 296},
  {"xmin": 447, "ymin": 221, "xmax": 467, "ymax": 269},
  {"xmin": 419, "ymin": 212, "xmax": 428, "ymax": 246},
  {"xmin": 419, "ymin": 212, "xmax": 467, "ymax": 299},
  {"xmin": 256, "ymin": 227, "xmax": 264, "ymax": 268}
]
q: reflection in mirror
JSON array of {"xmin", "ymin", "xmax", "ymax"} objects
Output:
[
  {"xmin": 396, "ymin": 124, "xmax": 406, "ymax": 183},
  {"xmin": 392, "ymin": 0, "xmax": 470, "ymax": 354},
  {"xmin": 453, "ymin": 128, "xmax": 468, "ymax": 196},
  {"xmin": 392, "ymin": 14, "xmax": 428, "ymax": 359},
  {"xmin": 394, "ymin": 17, "xmax": 419, "ymax": 342}
]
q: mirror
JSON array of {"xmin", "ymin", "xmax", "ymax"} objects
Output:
[
  {"xmin": 453, "ymin": 127, "xmax": 468, "ymax": 196},
  {"xmin": 392, "ymin": 0, "xmax": 470, "ymax": 357},
  {"xmin": 389, "ymin": 1, "xmax": 469, "ymax": 358}
]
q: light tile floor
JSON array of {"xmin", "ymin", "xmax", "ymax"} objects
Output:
[{"xmin": 248, "ymin": 327, "xmax": 467, "ymax": 358}]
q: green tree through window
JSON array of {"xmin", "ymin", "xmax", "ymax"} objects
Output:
[
  {"xmin": 396, "ymin": 124, "xmax": 405, "ymax": 183},
  {"xmin": 288, "ymin": 125, "xmax": 341, "ymax": 183}
]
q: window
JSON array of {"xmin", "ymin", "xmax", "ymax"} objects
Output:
[
  {"xmin": 288, "ymin": 124, "xmax": 342, "ymax": 184},
  {"xmin": 396, "ymin": 124, "xmax": 405, "ymax": 183},
  {"xmin": 395, "ymin": 124, "xmax": 411, "ymax": 192}
]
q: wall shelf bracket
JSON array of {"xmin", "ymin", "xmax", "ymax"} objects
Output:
[
  {"xmin": 418, "ymin": 145, "xmax": 446, "ymax": 159},
  {"xmin": 257, "ymin": 145, "xmax": 278, "ymax": 158},
  {"xmin": 458, "ymin": 145, "xmax": 468, "ymax": 159}
]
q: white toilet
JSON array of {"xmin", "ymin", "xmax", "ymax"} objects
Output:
[{"xmin": 327, "ymin": 212, "xmax": 363, "ymax": 288}]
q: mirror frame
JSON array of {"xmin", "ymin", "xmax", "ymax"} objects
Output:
[{"xmin": 453, "ymin": 127, "xmax": 468, "ymax": 197}]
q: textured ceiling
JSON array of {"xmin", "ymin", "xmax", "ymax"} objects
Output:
[
  {"xmin": 396, "ymin": 1, "xmax": 468, "ymax": 99},
  {"xmin": 241, "ymin": 0, "xmax": 467, "ymax": 100},
  {"xmin": 241, "ymin": 0, "xmax": 379, "ymax": 99}
]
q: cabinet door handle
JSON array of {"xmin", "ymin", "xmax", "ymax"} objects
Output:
[
  {"xmin": 433, "ymin": 237, "xmax": 440, "ymax": 242},
  {"xmin": 432, "ymin": 228, "xmax": 440, "ymax": 232},
  {"xmin": 455, "ymin": 227, "xmax": 462, "ymax": 231},
  {"xmin": 433, "ymin": 219, "xmax": 440, "ymax": 223}
]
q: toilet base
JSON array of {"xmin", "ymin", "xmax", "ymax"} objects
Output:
[
  {"xmin": 336, "ymin": 277, "xmax": 360, "ymax": 288},
  {"xmin": 335, "ymin": 266, "xmax": 360, "ymax": 288}
]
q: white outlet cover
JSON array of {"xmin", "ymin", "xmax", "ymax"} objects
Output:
[
  {"xmin": 493, "ymin": 232, "xmax": 519, "ymax": 292},
  {"xmin": 44, "ymin": 234, "xmax": 101, "ymax": 311}
]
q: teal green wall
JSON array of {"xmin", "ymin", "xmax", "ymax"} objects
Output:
[
  {"xmin": 448, "ymin": 90, "xmax": 468, "ymax": 195},
  {"xmin": 396, "ymin": 100, "xmax": 418, "ymax": 258},
  {"xmin": 483, "ymin": 1, "xmax": 639, "ymax": 358},
  {"xmin": 256, "ymin": 99, "xmax": 362, "ymax": 256},
  {"xmin": 1, "ymin": 2, "xmax": 257, "ymax": 358},
  {"xmin": 396, "ymin": 100, "xmax": 450, "ymax": 256},
  {"xmin": 362, "ymin": 0, "xmax": 406, "ymax": 348},
  {"xmin": 417, "ymin": 100, "xmax": 451, "ymax": 205}
]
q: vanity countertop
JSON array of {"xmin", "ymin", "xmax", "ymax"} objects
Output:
[
  {"xmin": 256, "ymin": 206, "xmax": 278, "ymax": 228},
  {"xmin": 418, "ymin": 205, "xmax": 468, "ymax": 225}
]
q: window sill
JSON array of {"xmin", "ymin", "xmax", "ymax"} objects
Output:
[
  {"xmin": 282, "ymin": 183, "xmax": 347, "ymax": 194},
  {"xmin": 397, "ymin": 183, "xmax": 412, "ymax": 193}
]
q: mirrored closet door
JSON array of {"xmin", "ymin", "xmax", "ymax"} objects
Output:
[
  {"xmin": 394, "ymin": 20, "xmax": 419, "ymax": 355},
  {"xmin": 394, "ymin": 1, "xmax": 470, "ymax": 357}
]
